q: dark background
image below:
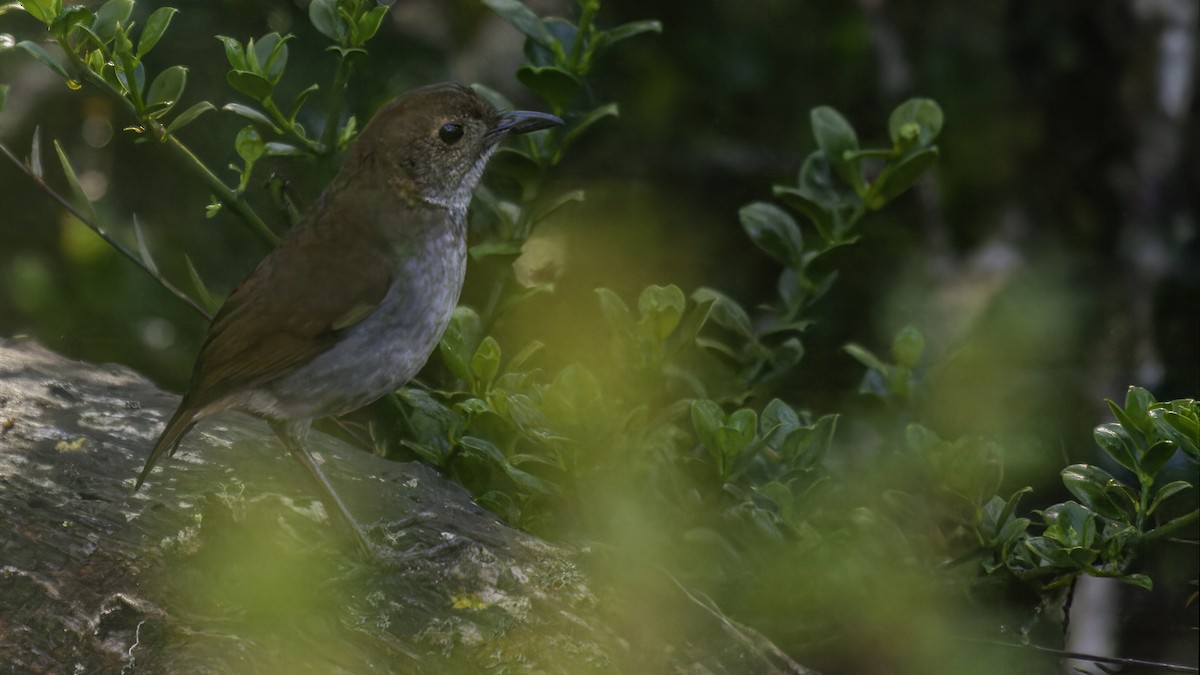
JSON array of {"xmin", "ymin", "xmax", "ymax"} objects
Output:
[{"xmin": 0, "ymin": 0, "xmax": 1196, "ymax": 668}]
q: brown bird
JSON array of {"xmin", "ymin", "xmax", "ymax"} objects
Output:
[{"xmin": 135, "ymin": 83, "xmax": 561, "ymax": 555}]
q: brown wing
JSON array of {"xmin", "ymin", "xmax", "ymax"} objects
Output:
[{"xmin": 185, "ymin": 219, "xmax": 393, "ymax": 409}]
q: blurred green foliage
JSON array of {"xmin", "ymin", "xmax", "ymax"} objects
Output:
[{"xmin": 0, "ymin": 0, "xmax": 1196, "ymax": 672}]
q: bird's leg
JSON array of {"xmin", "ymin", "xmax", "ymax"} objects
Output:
[{"xmin": 269, "ymin": 419, "xmax": 374, "ymax": 558}]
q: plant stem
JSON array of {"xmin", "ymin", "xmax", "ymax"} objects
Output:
[
  {"xmin": 261, "ymin": 96, "xmax": 323, "ymax": 154},
  {"xmin": 319, "ymin": 53, "xmax": 355, "ymax": 151},
  {"xmin": 165, "ymin": 137, "xmax": 279, "ymax": 245},
  {"xmin": 60, "ymin": 40, "xmax": 278, "ymax": 246},
  {"xmin": 569, "ymin": 1, "xmax": 598, "ymax": 70},
  {"xmin": 1140, "ymin": 509, "xmax": 1199, "ymax": 543},
  {"xmin": 0, "ymin": 142, "xmax": 212, "ymax": 320}
]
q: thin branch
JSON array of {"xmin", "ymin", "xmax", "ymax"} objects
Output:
[
  {"xmin": 1142, "ymin": 509, "xmax": 1200, "ymax": 543},
  {"xmin": 318, "ymin": 53, "xmax": 355, "ymax": 151},
  {"xmin": 659, "ymin": 567, "xmax": 821, "ymax": 675},
  {"xmin": 164, "ymin": 136, "xmax": 278, "ymax": 245},
  {"xmin": 957, "ymin": 636, "xmax": 1199, "ymax": 673},
  {"xmin": 59, "ymin": 39, "xmax": 279, "ymax": 246},
  {"xmin": 0, "ymin": 141, "xmax": 212, "ymax": 321}
]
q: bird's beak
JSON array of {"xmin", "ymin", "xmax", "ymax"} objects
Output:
[{"xmin": 487, "ymin": 110, "xmax": 563, "ymax": 144}]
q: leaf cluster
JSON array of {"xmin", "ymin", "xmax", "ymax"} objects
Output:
[{"xmin": 978, "ymin": 387, "xmax": 1197, "ymax": 596}]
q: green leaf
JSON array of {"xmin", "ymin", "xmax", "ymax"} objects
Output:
[
  {"xmin": 287, "ymin": 83, "xmax": 320, "ymax": 124},
  {"xmin": 113, "ymin": 52, "xmax": 145, "ymax": 99},
  {"xmin": 691, "ymin": 399, "xmax": 724, "ymax": 457},
  {"xmin": 51, "ymin": 139, "xmax": 98, "ymax": 223},
  {"xmin": 144, "ymin": 65, "xmax": 187, "ymax": 117},
  {"xmin": 1147, "ymin": 480, "xmax": 1193, "ymax": 516},
  {"xmin": 596, "ymin": 19, "xmax": 662, "ymax": 53},
  {"xmin": 1118, "ymin": 573, "xmax": 1152, "ymax": 591},
  {"xmin": 460, "ymin": 435, "xmax": 560, "ymax": 495},
  {"xmin": 1150, "ymin": 405, "xmax": 1200, "ymax": 457},
  {"xmin": 486, "ymin": 147, "xmax": 542, "ymax": 194},
  {"xmin": 532, "ymin": 189, "xmax": 585, "ymax": 225},
  {"xmin": 753, "ymin": 480, "xmax": 795, "ymax": 514},
  {"xmin": 761, "ymin": 399, "xmax": 801, "ymax": 436},
  {"xmin": 222, "ymin": 103, "xmax": 281, "ymax": 133},
  {"xmin": 337, "ymin": 114, "xmax": 357, "ymax": 148},
  {"xmin": 561, "ymin": 102, "xmax": 618, "ymax": 152},
  {"xmin": 507, "ymin": 340, "xmax": 544, "ymax": 373},
  {"xmin": 739, "ymin": 202, "xmax": 803, "ymax": 266},
  {"xmin": 1093, "ymin": 423, "xmax": 1138, "ymax": 473},
  {"xmin": 1125, "ymin": 386, "xmax": 1156, "ymax": 423},
  {"xmin": 216, "ymin": 35, "xmax": 247, "ymax": 71},
  {"xmin": 253, "ymin": 32, "xmax": 290, "ymax": 84},
  {"xmin": 308, "ymin": 0, "xmax": 345, "ymax": 41},
  {"xmin": 263, "ymin": 142, "xmax": 305, "ymax": 156},
  {"xmin": 1042, "ymin": 501, "xmax": 1096, "ymax": 549},
  {"xmin": 516, "ymin": 64, "xmax": 581, "ymax": 111},
  {"xmin": 890, "ymin": 325, "xmax": 924, "ymax": 369},
  {"xmin": 1061, "ymin": 464, "xmax": 1134, "ymax": 522},
  {"xmin": 356, "ymin": 5, "xmax": 389, "ymax": 45},
  {"xmin": 438, "ymin": 307, "xmax": 482, "ymax": 384},
  {"xmin": 595, "ymin": 287, "xmax": 635, "ymax": 339},
  {"xmin": 22, "ymin": 0, "xmax": 59, "ymax": 26},
  {"xmin": 663, "ymin": 296, "xmax": 713, "ymax": 360},
  {"xmin": 234, "ymin": 125, "xmax": 264, "ymax": 163},
  {"xmin": 0, "ymin": 84, "xmax": 7, "ymax": 113},
  {"xmin": 227, "ymin": 69, "xmax": 272, "ymax": 101},
  {"xmin": 137, "ymin": 6, "xmax": 178, "ymax": 58},
  {"xmin": 810, "ymin": 105, "xmax": 860, "ymax": 188},
  {"xmin": 996, "ymin": 486, "xmax": 1034, "ymax": 531},
  {"xmin": 888, "ymin": 98, "xmax": 944, "ymax": 149},
  {"xmin": 92, "ymin": 0, "xmax": 132, "ymax": 42},
  {"xmin": 797, "ymin": 149, "xmax": 855, "ymax": 213},
  {"xmin": 781, "ymin": 414, "xmax": 837, "ymax": 470},
  {"xmin": 868, "ymin": 147, "xmax": 938, "ymax": 209},
  {"xmin": 130, "ymin": 214, "xmax": 157, "ymax": 275},
  {"xmin": 325, "ymin": 44, "xmax": 367, "ymax": 60},
  {"xmin": 844, "ymin": 343, "xmax": 888, "ymax": 373},
  {"xmin": 1022, "ymin": 536, "xmax": 1074, "ymax": 569},
  {"xmin": 772, "ymin": 185, "xmax": 833, "ymax": 242},
  {"xmin": 996, "ymin": 517, "xmax": 1030, "ymax": 548},
  {"xmin": 904, "ymin": 423, "xmax": 942, "ymax": 454},
  {"xmin": 718, "ymin": 409, "xmax": 757, "ymax": 458},
  {"xmin": 166, "ymin": 100, "xmax": 215, "ymax": 134},
  {"xmin": 183, "ymin": 255, "xmax": 217, "ymax": 312},
  {"xmin": 16, "ymin": 41, "xmax": 69, "ymax": 80},
  {"xmin": 637, "ymin": 284, "xmax": 686, "ymax": 343},
  {"xmin": 482, "ymin": 0, "xmax": 559, "ymax": 50},
  {"xmin": 1140, "ymin": 440, "xmax": 1177, "ymax": 478},
  {"xmin": 542, "ymin": 363, "xmax": 601, "ymax": 421},
  {"xmin": 1108, "ymin": 394, "xmax": 1150, "ymax": 440},
  {"xmin": 691, "ymin": 288, "xmax": 753, "ymax": 340},
  {"xmin": 51, "ymin": 5, "xmax": 93, "ymax": 35},
  {"xmin": 471, "ymin": 337, "xmax": 502, "ymax": 390}
]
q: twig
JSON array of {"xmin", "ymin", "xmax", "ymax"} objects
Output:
[
  {"xmin": 957, "ymin": 636, "xmax": 1199, "ymax": 672},
  {"xmin": 659, "ymin": 567, "xmax": 821, "ymax": 675},
  {"xmin": 319, "ymin": 54, "xmax": 355, "ymax": 152},
  {"xmin": 0, "ymin": 141, "xmax": 212, "ymax": 321}
]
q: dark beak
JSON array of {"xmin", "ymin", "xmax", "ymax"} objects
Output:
[{"xmin": 487, "ymin": 110, "xmax": 563, "ymax": 144}]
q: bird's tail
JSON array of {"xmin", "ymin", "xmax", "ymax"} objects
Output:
[{"xmin": 135, "ymin": 403, "xmax": 198, "ymax": 491}]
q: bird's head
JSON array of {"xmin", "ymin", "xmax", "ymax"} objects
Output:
[{"xmin": 342, "ymin": 83, "xmax": 561, "ymax": 211}]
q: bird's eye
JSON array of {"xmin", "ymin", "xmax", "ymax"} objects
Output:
[{"xmin": 438, "ymin": 123, "xmax": 464, "ymax": 144}]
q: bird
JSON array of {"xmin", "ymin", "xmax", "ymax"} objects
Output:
[{"xmin": 134, "ymin": 83, "xmax": 562, "ymax": 555}]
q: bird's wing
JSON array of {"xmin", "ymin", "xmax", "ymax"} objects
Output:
[{"xmin": 186, "ymin": 224, "xmax": 393, "ymax": 407}]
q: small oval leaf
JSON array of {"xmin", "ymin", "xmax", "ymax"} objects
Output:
[
  {"xmin": 137, "ymin": 6, "xmax": 178, "ymax": 57},
  {"xmin": 145, "ymin": 65, "xmax": 187, "ymax": 116}
]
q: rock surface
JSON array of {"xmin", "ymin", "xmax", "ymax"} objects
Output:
[{"xmin": 0, "ymin": 337, "xmax": 814, "ymax": 674}]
